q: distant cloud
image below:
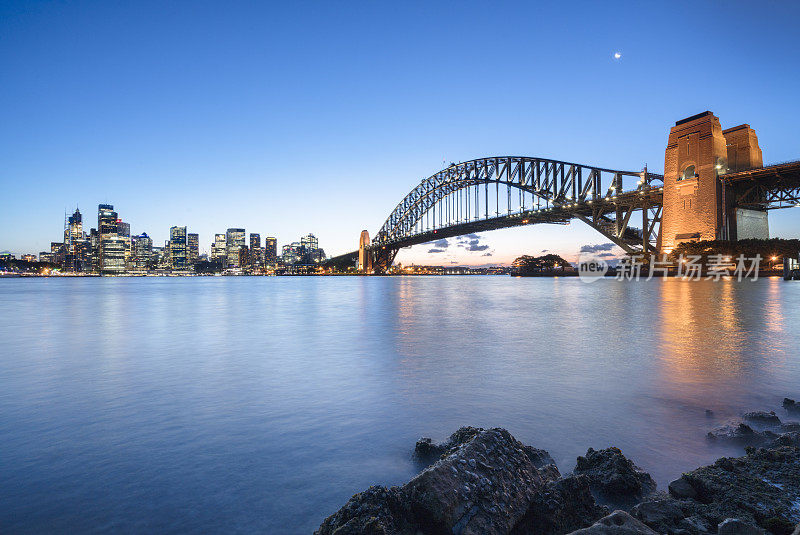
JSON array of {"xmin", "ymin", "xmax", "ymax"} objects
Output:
[
  {"xmin": 597, "ymin": 252, "xmax": 616, "ymax": 258},
  {"xmin": 428, "ymin": 248, "xmax": 446, "ymax": 254},
  {"xmin": 580, "ymin": 243, "xmax": 615, "ymax": 253},
  {"xmin": 541, "ymin": 249, "xmax": 549, "ymax": 253},
  {"xmin": 467, "ymin": 244, "xmax": 490, "ymax": 252},
  {"xmin": 432, "ymin": 238, "xmax": 449, "ymax": 248},
  {"xmin": 482, "ymin": 252, "xmax": 492, "ymax": 257}
]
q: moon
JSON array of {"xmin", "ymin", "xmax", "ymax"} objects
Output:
[{"xmin": 613, "ymin": 52, "xmax": 622, "ymax": 60}]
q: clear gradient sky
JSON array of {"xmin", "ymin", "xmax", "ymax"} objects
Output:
[{"xmin": 2, "ymin": 1, "xmax": 799, "ymax": 265}]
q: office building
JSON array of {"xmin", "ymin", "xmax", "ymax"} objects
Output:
[
  {"xmin": 211, "ymin": 234, "xmax": 227, "ymax": 263},
  {"xmin": 226, "ymin": 228, "xmax": 246, "ymax": 267},
  {"xmin": 187, "ymin": 233, "xmax": 199, "ymax": 265},
  {"xmin": 169, "ymin": 226, "xmax": 187, "ymax": 270},
  {"xmin": 265, "ymin": 237, "xmax": 277, "ymax": 264}
]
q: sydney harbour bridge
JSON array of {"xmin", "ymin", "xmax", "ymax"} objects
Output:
[{"xmin": 327, "ymin": 112, "xmax": 800, "ymax": 272}]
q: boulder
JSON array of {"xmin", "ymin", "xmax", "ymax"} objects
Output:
[
  {"xmin": 667, "ymin": 476, "xmax": 698, "ymax": 500},
  {"xmin": 318, "ymin": 427, "xmax": 567, "ymax": 535},
  {"xmin": 573, "ymin": 448, "xmax": 657, "ymax": 510},
  {"xmin": 631, "ymin": 494, "xmax": 686, "ymax": 527},
  {"xmin": 314, "ymin": 486, "xmax": 414, "ymax": 535},
  {"xmin": 640, "ymin": 446, "xmax": 800, "ymax": 534},
  {"xmin": 566, "ymin": 510, "xmax": 658, "ymax": 535},
  {"xmin": 511, "ymin": 475, "xmax": 607, "ymax": 535},
  {"xmin": 742, "ymin": 411, "xmax": 781, "ymax": 427},
  {"xmin": 783, "ymin": 398, "xmax": 800, "ymax": 414},
  {"xmin": 404, "ymin": 428, "xmax": 559, "ymax": 534},
  {"xmin": 706, "ymin": 423, "xmax": 777, "ymax": 446},
  {"xmin": 717, "ymin": 518, "xmax": 766, "ymax": 535}
]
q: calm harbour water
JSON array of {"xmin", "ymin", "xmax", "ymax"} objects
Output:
[{"xmin": 1, "ymin": 276, "xmax": 799, "ymax": 533}]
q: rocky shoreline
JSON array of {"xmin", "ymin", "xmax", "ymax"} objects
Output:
[{"xmin": 316, "ymin": 399, "xmax": 800, "ymax": 535}]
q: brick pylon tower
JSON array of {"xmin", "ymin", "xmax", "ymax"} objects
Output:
[{"xmin": 660, "ymin": 111, "xmax": 763, "ymax": 252}]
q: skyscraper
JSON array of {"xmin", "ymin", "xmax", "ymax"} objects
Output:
[
  {"xmin": 97, "ymin": 204, "xmax": 119, "ymax": 273},
  {"xmin": 187, "ymin": 233, "xmax": 199, "ymax": 265},
  {"xmin": 169, "ymin": 226, "xmax": 187, "ymax": 270},
  {"xmin": 226, "ymin": 228, "xmax": 245, "ymax": 268},
  {"xmin": 211, "ymin": 234, "xmax": 227, "ymax": 263},
  {"xmin": 249, "ymin": 233, "xmax": 262, "ymax": 267},
  {"xmin": 301, "ymin": 233, "xmax": 319, "ymax": 251},
  {"xmin": 265, "ymin": 237, "xmax": 277, "ymax": 265},
  {"xmin": 131, "ymin": 233, "xmax": 153, "ymax": 271}
]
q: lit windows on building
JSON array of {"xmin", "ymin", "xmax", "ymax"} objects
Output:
[
  {"xmin": 226, "ymin": 228, "xmax": 246, "ymax": 267},
  {"xmin": 187, "ymin": 233, "xmax": 199, "ymax": 265},
  {"xmin": 169, "ymin": 226, "xmax": 188, "ymax": 270},
  {"xmin": 265, "ymin": 237, "xmax": 277, "ymax": 264}
]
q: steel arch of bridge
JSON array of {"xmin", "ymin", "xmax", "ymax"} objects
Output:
[{"xmin": 369, "ymin": 156, "xmax": 664, "ymax": 268}]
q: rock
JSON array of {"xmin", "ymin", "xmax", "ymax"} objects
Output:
[
  {"xmin": 742, "ymin": 411, "xmax": 781, "ymax": 427},
  {"xmin": 511, "ymin": 475, "xmax": 608, "ymax": 535},
  {"xmin": 668, "ymin": 476, "xmax": 698, "ymax": 499},
  {"xmin": 404, "ymin": 428, "xmax": 559, "ymax": 534},
  {"xmin": 414, "ymin": 426, "xmax": 484, "ymax": 462},
  {"xmin": 632, "ymin": 494, "xmax": 686, "ymax": 527},
  {"xmin": 668, "ymin": 446, "xmax": 800, "ymax": 534},
  {"xmin": 573, "ymin": 448, "xmax": 657, "ymax": 510},
  {"xmin": 706, "ymin": 423, "xmax": 777, "ymax": 445},
  {"xmin": 717, "ymin": 518, "xmax": 766, "ymax": 534},
  {"xmin": 792, "ymin": 523, "xmax": 800, "ymax": 535},
  {"xmin": 783, "ymin": 398, "xmax": 800, "ymax": 414},
  {"xmin": 315, "ymin": 486, "xmax": 414, "ymax": 535},
  {"xmin": 765, "ymin": 431, "xmax": 800, "ymax": 449},
  {"xmin": 319, "ymin": 427, "xmax": 565, "ymax": 535},
  {"xmin": 566, "ymin": 510, "xmax": 658, "ymax": 534}
]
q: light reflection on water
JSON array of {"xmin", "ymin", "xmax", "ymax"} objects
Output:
[{"xmin": 0, "ymin": 276, "xmax": 798, "ymax": 533}]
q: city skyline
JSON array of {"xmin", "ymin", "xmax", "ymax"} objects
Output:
[{"xmin": 2, "ymin": 2, "xmax": 800, "ymax": 264}]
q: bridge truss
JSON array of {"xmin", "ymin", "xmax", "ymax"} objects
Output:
[{"xmin": 369, "ymin": 156, "xmax": 664, "ymax": 270}]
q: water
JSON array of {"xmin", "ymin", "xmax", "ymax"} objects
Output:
[{"xmin": 1, "ymin": 276, "xmax": 798, "ymax": 533}]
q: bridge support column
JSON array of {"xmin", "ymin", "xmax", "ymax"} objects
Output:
[
  {"xmin": 358, "ymin": 230, "xmax": 372, "ymax": 272},
  {"xmin": 660, "ymin": 111, "xmax": 764, "ymax": 253}
]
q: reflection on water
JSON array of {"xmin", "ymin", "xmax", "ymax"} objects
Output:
[{"xmin": 0, "ymin": 277, "xmax": 798, "ymax": 533}]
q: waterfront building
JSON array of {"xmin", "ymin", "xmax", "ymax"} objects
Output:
[
  {"xmin": 211, "ymin": 234, "xmax": 227, "ymax": 263},
  {"xmin": 265, "ymin": 237, "xmax": 277, "ymax": 264},
  {"xmin": 21, "ymin": 254, "xmax": 36, "ymax": 262},
  {"xmin": 97, "ymin": 204, "xmax": 119, "ymax": 273},
  {"xmin": 249, "ymin": 233, "xmax": 262, "ymax": 267},
  {"xmin": 100, "ymin": 235, "xmax": 126, "ymax": 274},
  {"xmin": 39, "ymin": 252, "xmax": 55, "ymax": 263},
  {"xmin": 226, "ymin": 228, "xmax": 246, "ymax": 267},
  {"xmin": 301, "ymin": 233, "xmax": 318, "ymax": 251},
  {"xmin": 238, "ymin": 245, "xmax": 249, "ymax": 269},
  {"xmin": 187, "ymin": 233, "xmax": 199, "ymax": 265},
  {"xmin": 0, "ymin": 252, "xmax": 14, "ymax": 261},
  {"xmin": 282, "ymin": 243, "xmax": 300, "ymax": 265},
  {"xmin": 131, "ymin": 233, "xmax": 153, "ymax": 271},
  {"xmin": 169, "ymin": 226, "xmax": 188, "ymax": 270}
]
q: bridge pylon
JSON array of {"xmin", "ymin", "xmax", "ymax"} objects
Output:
[{"xmin": 358, "ymin": 230, "xmax": 372, "ymax": 272}]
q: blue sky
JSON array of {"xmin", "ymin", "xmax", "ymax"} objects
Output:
[{"xmin": 2, "ymin": 1, "xmax": 799, "ymax": 264}]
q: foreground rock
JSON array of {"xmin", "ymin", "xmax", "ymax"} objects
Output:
[
  {"xmin": 567, "ymin": 510, "xmax": 657, "ymax": 535},
  {"xmin": 318, "ymin": 408, "xmax": 800, "ymax": 535},
  {"xmin": 317, "ymin": 427, "xmax": 603, "ymax": 535},
  {"xmin": 572, "ymin": 448, "xmax": 657, "ymax": 511},
  {"xmin": 634, "ymin": 446, "xmax": 800, "ymax": 534}
]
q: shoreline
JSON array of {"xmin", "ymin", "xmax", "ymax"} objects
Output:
[{"xmin": 316, "ymin": 399, "xmax": 800, "ymax": 535}]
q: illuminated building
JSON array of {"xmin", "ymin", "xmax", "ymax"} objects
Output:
[
  {"xmin": 301, "ymin": 233, "xmax": 318, "ymax": 251},
  {"xmin": 100, "ymin": 235, "xmax": 126, "ymax": 274},
  {"xmin": 187, "ymin": 233, "xmax": 199, "ymax": 265},
  {"xmin": 265, "ymin": 237, "xmax": 277, "ymax": 264},
  {"xmin": 21, "ymin": 254, "xmax": 36, "ymax": 262},
  {"xmin": 97, "ymin": 204, "xmax": 119, "ymax": 273},
  {"xmin": 131, "ymin": 233, "xmax": 153, "ymax": 271},
  {"xmin": 226, "ymin": 228, "xmax": 246, "ymax": 267},
  {"xmin": 249, "ymin": 233, "xmax": 262, "ymax": 266},
  {"xmin": 211, "ymin": 234, "xmax": 227, "ymax": 263},
  {"xmin": 169, "ymin": 226, "xmax": 187, "ymax": 270}
]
